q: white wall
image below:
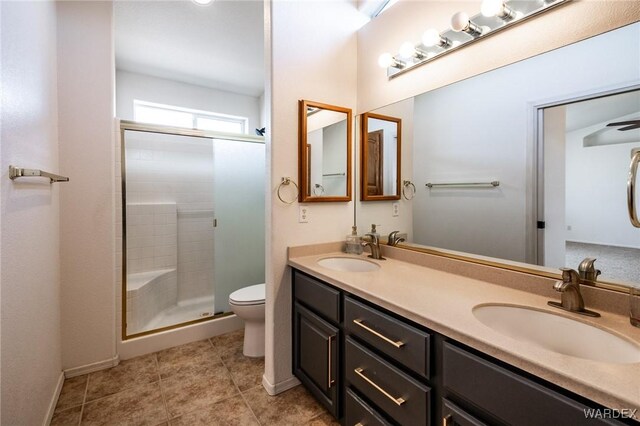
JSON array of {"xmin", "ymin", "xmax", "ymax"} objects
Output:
[
  {"xmin": 409, "ymin": 24, "xmax": 640, "ymax": 263},
  {"xmin": 566, "ymin": 120, "xmax": 640, "ymax": 249},
  {"xmin": 357, "ymin": 1, "xmax": 640, "ymax": 113},
  {"xmin": 0, "ymin": 1, "xmax": 62, "ymax": 424},
  {"xmin": 116, "ymin": 70, "xmax": 262, "ymax": 133},
  {"xmin": 356, "ymin": 97, "xmax": 414, "ymax": 241},
  {"xmin": 57, "ymin": 1, "xmax": 116, "ymax": 371},
  {"xmin": 265, "ymin": 0, "xmax": 363, "ymax": 393}
]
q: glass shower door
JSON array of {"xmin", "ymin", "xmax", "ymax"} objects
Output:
[
  {"xmin": 212, "ymin": 138, "xmax": 266, "ymax": 314},
  {"xmin": 122, "ymin": 124, "xmax": 266, "ymax": 338}
]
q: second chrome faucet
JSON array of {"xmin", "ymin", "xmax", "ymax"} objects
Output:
[{"xmin": 548, "ymin": 264, "xmax": 601, "ymax": 318}]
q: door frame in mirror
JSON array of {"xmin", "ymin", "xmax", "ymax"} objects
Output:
[
  {"xmin": 298, "ymin": 99, "xmax": 353, "ymax": 202},
  {"xmin": 360, "ymin": 112, "xmax": 401, "ymax": 201}
]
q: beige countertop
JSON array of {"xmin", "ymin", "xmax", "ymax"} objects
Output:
[{"xmin": 288, "ymin": 244, "xmax": 640, "ymax": 411}]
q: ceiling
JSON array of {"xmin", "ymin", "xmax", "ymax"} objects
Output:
[
  {"xmin": 114, "ymin": 0, "xmax": 264, "ymax": 97},
  {"xmin": 565, "ymin": 90, "xmax": 639, "ymax": 132}
]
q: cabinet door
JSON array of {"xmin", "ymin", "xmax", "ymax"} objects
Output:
[{"xmin": 293, "ymin": 302, "xmax": 339, "ymax": 417}]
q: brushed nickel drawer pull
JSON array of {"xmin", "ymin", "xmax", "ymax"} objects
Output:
[
  {"xmin": 354, "ymin": 367, "xmax": 406, "ymax": 406},
  {"xmin": 355, "ymin": 423, "xmax": 364, "ymax": 426},
  {"xmin": 328, "ymin": 335, "xmax": 335, "ymax": 388},
  {"xmin": 443, "ymin": 414, "xmax": 452, "ymax": 426},
  {"xmin": 353, "ymin": 319, "xmax": 405, "ymax": 348}
]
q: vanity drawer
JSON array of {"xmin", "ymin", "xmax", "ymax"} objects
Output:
[
  {"xmin": 443, "ymin": 343, "xmax": 626, "ymax": 426},
  {"xmin": 442, "ymin": 398, "xmax": 488, "ymax": 426},
  {"xmin": 346, "ymin": 337, "xmax": 431, "ymax": 426},
  {"xmin": 345, "ymin": 388, "xmax": 393, "ymax": 426},
  {"xmin": 293, "ymin": 270, "xmax": 341, "ymax": 323},
  {"xmin": 345, "ymin": 296, "xmax": 431, "ymax": 378}
]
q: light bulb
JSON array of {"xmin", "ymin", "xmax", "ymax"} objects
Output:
[
  {"xmin": 481, "ymin": 0, "xmax": 503, "ymax": 17},
  {"xmin": 399, "ymin": 42, "xmax": 416, "ymax": 59},
  {"xmin": 422, "ymin": 29, "xmax": 441, "ymax": 47},
  {"xmin": 378, "ymin": 53, "xmax": 394, "ymax": 68},
  {"xmin": 450, "ymin": 11, "xmax": 470, "ymax": 32},
  {"xmin": 450, "ymin": 11, "xmax": 483, "ymax": 36}
]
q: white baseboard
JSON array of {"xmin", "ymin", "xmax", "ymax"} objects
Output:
[
  {"xmin": 43, "ymin": 371, "xmax": 65, "ymax": 426},
  {"xmin": 261, "ymin": 374, "xmax": 300, "ymax": 396},
  {"xmin": 64, "ymin": 354, "xmax": 120, "ymax": 378},
  {"xmin": 118, "ymin": 314, "xmax": 243, "ymax": 360}
]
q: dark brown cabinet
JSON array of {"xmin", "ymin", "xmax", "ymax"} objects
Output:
[
  {"xmin": 292, "ymin": 271, "xmax": 341, "ymax": 417},
  {"xmin": 292, "ymin": 268, "xmax": 633, "ymax": 426}
]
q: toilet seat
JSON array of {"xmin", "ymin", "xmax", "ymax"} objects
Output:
[{"xmin": 229, "ymin": 283, "xmax": 265, "ymax": 306}]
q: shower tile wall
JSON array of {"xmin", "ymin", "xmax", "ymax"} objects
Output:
[
  {"xmin": 177, "ymin": 211, "xmax": 215, "ymax": 303},
  {"xmin": 124, "ymin": 131, "xmax": 216, "ymax": 310},
  {"xmin": 126, "ymin": 203, "xmax": 177, "ymax": 274}
]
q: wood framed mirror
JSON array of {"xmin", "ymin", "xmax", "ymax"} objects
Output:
[
  {"xmin": 360, "ymin": 112, "xmax": 401, "ymax": 201},
  {"xmin": 298, "ymin": 100, "xmax": 352, "ymax": 202}
]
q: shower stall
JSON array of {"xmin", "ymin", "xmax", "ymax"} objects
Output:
[{"xmin": 120, "ymin": 121, "xmax": 265, "ymax": 338}]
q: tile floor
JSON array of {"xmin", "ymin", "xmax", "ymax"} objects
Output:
[{"xmin": 51, "ymin": 329, "xmax": 338, "ymax": 426}]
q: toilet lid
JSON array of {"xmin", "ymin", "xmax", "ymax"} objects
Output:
[{"xmin": 229, "ymin": 283, "xmax": 265, "ymax": 305}]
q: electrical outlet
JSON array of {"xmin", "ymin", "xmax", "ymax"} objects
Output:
[
  {"xmin": 392, "ymin": 202, "xmax": 399, "ymax": 217},
  {"xmin": 299, "ymin": 206, "xmax": 309, "ymax": 223}
]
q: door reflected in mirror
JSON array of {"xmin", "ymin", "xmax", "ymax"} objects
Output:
[
  {"xmin": 298, "ymin": 100, "xmax": 352, "ymax": 202},
  {"xmin": 361, "ymin": 112, "xmax": 401, "ymax": 201}
]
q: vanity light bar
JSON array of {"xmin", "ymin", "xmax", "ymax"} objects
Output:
[{"xmin": 380, "ymin": 0, "xmax": 570, "ymax": 78}]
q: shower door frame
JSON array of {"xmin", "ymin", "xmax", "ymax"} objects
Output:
[{"xmin": 119, "ymin": 120, "xmax": 265, "ymax": 340}]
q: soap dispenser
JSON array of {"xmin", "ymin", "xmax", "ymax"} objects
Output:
[{"xmin": 345, "ymin": 226, "xmax": 363, "ymax": 255}]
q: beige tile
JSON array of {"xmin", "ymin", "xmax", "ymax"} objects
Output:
[
  {"xmin": 161, "ymin": 363, "xmax": 239, "ymax": 418},
  {"xmin": 81, "ymin": 381, "xmax": 167, "ymax": 426},
  {"xmin": 210, "ymin": 329, "xmax": 244, "ymax": 358},
  {"xmin": 169, "ymin": 395, "xmax": 258, "ymax": 426},
  {"xmin": 221, "ymin": 349, "xmax": 265, "ymax": 391},
  {"xmin": 55, "ymin": 375, "xmax": 87, "ymax": 411},
  {"xmin": 86, "ymin": 354, "xmax": 158, "ymax": 402},
  {"xmin": 156, "ymin": 339, "xmax": 222, "ymax": 379},
  {"xmin": 304, "ymin": 411, "xmax": 341, "ymax": 426},
  {"xmin": 243, "ymin": 385, "xmax": 325, "ymax": 426},
  {"xmin": 51, "ymin": 405, "xmax": 82, "ymax": 426}
]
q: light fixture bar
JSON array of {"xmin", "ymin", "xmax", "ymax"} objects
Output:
[{"xmin": 382, "ymin": 0, "xmax": 571, "ymax": 79}]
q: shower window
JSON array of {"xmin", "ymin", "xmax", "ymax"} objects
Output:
[{"xmin": 133, "ymin": 100, "xmax": 249, "ymax": 134}]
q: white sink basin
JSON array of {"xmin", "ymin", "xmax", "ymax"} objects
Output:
[
  {"xmin": 317, "ymin": 257, "xmax": 380, "ymax": 272},
  {"xmin": 473, "ymin": 304, "xmax": 640, "ymax": 364}
]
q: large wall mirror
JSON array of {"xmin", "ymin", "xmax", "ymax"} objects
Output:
[
  {"xmin": 361, "ymin": 112, "xmax": 401, "ymax": 201},
  {"xmin": 299, "ymin": 100, "xmax": 353, "ymax": 202},
  {"xmin": 356, "ymin": 23, "xmax": 640, "ymax": 292}
]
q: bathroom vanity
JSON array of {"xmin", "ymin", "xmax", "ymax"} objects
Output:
[{"xmin": 289, "ymin": 244, "xmax": 640, "ymax": 426}]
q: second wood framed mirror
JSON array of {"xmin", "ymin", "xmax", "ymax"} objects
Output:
[
  {"xmin": 298, "ymin": 100, "xmax": 353, "ymax": 202},
  {"xmin": 361, "ymin": 112, "xmax": 401, "ymax": 201}
]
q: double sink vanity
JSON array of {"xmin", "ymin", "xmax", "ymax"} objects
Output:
[{"xmin": 288, "ymin": 242, "xmax": 640, "ymax": 425}]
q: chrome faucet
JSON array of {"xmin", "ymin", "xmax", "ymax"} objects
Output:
[
  {"xmin": 387, "ymin": 231, "xmax": 406, "ymax": 246},
  {"xmin": 578, "ymin": 257, "xmax": 601, "ymax": 284},
  {"xmin": 362, "ymin": 233, "xmax": 385, "ymax": 260},
  {"xmin": 548, "ymin": 268, "xmax": 600, "ymax": 317}
]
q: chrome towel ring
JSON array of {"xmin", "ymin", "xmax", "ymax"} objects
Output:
[
  {"xmin": 277, "ymin": 177, "xmax": 299, "ymax": 204},
  {"xmin": 402, "ymin": 180, "xmax": 416, "ymax": 200},
  {"xmin": 313, "ymin": 184, "xmax": 325, "ymax": 196}
]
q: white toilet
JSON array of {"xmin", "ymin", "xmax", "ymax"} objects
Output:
[{"xmin": 228, "ymin": 283, "xmax": 266, "ymax": 358}]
